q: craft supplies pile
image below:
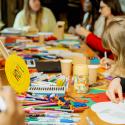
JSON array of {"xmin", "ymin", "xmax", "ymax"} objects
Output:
[
  {"xmin": 18, "ymin": 73, "xmax": 89, "ymax": 124},
  {"xmin": 1, "ymin": 33, "xmax": 125, "ymax": 125}
]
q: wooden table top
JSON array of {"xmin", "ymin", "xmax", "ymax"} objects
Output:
[
  {"xmin": 67, "ymin": 82, "xmax": 123, "ymax": 125},
  {"xmin": 0, "ymin": 40, "xmax": 123, "ymax": 125}
]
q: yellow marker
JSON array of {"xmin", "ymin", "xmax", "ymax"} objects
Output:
[
  {"xmin": 5, "ymin": 54, "xmax": 30, "ymax": 93},
  {"xmin": 56, "ymin": 79, "xmax": 64, "ymax": 86}
]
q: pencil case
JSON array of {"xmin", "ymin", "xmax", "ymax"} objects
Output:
[{"xmin": 35, "ymin": 60, "xmax": 61, "ymax": 73}]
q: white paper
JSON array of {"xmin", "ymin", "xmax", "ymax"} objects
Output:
[{"xmin": 91, "ymin": 101, "xmax": 125, "ymax": 124}]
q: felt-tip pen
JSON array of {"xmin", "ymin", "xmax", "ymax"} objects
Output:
[
  {"xmin": 31, "ymin": 116, "xmax": 80, "ymax": 122},
  {"xmin": 44, "ymin": 113, "xmax": 80, "ymax": 118},
  {"xmin": 104, "ymin": 51, "xmax": 108, "ymax": 69},
  {"xmin": 26, "ymin": 117, "xmax": 79, "ymax": 123},
  {"xmin": 26, "ymin": 121, "xmax": 77, "ymax": 125}
]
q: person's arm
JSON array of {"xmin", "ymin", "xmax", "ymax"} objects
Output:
[
  {"xmin": 106, "ymin": 78, "xmax": 123, "ymax": 103},
  {"xmin": 86, "ymin": 33, "xmax": 110, "ymax": 53},
  {"xmin": 13, "ymin": 11, "xmax": 26, "ymax": 29},
  {"xmin": 13, "ymin": 11, "xmax": 38, "ymax": 33},
  {"xmin": 106, "ymin": 76, "xmax": 125, "ymax": 104},
  {"xmin": 46, "ymin": 8, "xmax": 56, "ymax": 32},
  {"xmin": 75, "ymin": 26, "xmax": 110, "ymax": 53}
]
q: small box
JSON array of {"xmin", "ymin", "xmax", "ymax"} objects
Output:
[{"xmin": 36, "ymin": 60, "xmax": 61, "ymax": 73}]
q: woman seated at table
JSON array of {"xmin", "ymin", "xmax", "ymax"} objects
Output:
[
  {"xmin": 69, "ymin": 0, "xmax": 101, "ymax": 35},
  {"xmin": 13, "ymin": 0, "xmax": 56, "ymax": 33},
  {"xmin": 76, "ymin": 0, "xmax": 124, "ymax": 58},
  {"xmin": 81, "ymin": 0, "xmax": 102, "ymax": 34}
]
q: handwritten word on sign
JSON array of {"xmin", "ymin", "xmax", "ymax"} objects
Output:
[
  {"xmin": 13, "ymin": 64, "xmax": 24, "ymax": 81},
  {"xmin": 5, "ymin": 54, "xmax": 30, "ymax": 93}
]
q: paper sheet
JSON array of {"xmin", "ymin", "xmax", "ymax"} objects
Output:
[{"xmin": 91, "ymin": 101, "xmax": 125, "ymax": 124}]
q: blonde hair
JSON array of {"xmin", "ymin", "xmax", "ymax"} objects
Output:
[
  {"xmin": 24, "ymin": 0, "xmax": 43, "ymax": 31},
  {"xmin": 102, "ymin": 16, "xmax": 125, "ymax": 69}
]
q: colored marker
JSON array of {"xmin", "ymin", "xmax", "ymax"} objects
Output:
[
  {"xmin": 26, "ymin": 117, "xmax": 79, "ymax": 123},
  {"xmin": 27, "ymin": 116, "xmax": 80, "ymax": 122},
  {"xmin": 43, "ymin": 113, "xmax": 80, "ymax": 118},
  {"xmin": 29, "ymin": 109, "xmax": 62, "ymax": 114},
  {"xmin": 25, "ymin": 95, "xmax": 48, "ymax": 101},
  {"xmin": 33, "ymin": 106, "xmax": 61, "ymax": 110},
  {"xmin": 23, "ymin": 101, "xmax": 50, "ymax": 106},
  {"xmin": 27, "ymin": 115, "xmax": 80, "ymax": 121},
  {"xmin": 27, "ymin": 112, "xmax": 80, "ymax": 117},
  {"xmin": 31, "ymin": 108, "xmax": 74, "ymax": 113},
  {"xmin": 26, "ymin": 121, "xmax": 77, "ymax": 125},
  {"xmin": 54, "ymin": 109, "xmax": 74, "ymax": 113},
  {"xmin": 24, "ymin": 102, "xmax": 58, "ymax": 107},
  {"xmin": 104, "ymin": 51, "xmax": 108, "ymax": 69}
]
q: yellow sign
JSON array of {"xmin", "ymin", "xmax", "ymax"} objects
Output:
[{"xmin": 5, "ymin": 54, "xmax": 30, "ymax": 93}]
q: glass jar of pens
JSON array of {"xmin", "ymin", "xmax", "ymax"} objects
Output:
[{"xmin": 73, "ymin": 64, "xmax": 89, "ymax": 93}]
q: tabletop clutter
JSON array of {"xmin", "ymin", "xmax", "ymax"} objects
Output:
[{"xmin": 0, "ymin": 29, "xmax": 120, "ymax": 125}]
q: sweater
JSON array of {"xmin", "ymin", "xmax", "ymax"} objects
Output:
[
  {"xmin": 86, "ymin": 33, "xmax": 113, "ymax": 59},
  {"xmin": 13, "ymin": 7, "xmax": 56, "ymax": 32}
]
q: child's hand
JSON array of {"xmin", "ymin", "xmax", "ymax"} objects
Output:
[
  {"xmin": 75, "ymin": 25, "xmax": 90, "ymax": 37},
  {"xmin": 0, "ymin": 87, "xmax": 25, "ymax": 125},
  {"xmin": 100, "ymin": 57, "xmax": 114, "ymax": 69},
  {"xmin": 106, "ymin": 78, "xmax": 123, "ymax": 103}
]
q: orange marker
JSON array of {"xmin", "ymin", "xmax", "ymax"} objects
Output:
[{"xmin": 73, "ymin": 106, "xmax": 89, "ymax": 113}]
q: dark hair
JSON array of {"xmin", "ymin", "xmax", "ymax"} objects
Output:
[
  {"xmin": 83, "ymin": 0, "xmax": 100, "ymax": 32},
  {"xmin": 101, "ymin": 0, "xmax": 123, "ymax": 16},
  {"xmin": 89, "ymin": 0, "xmax": 101, "ymax": 31}
]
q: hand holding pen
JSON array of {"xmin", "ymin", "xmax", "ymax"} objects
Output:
[{"xmin": 100, "ymin": 52, "xmax": 114, "ymax": 69}]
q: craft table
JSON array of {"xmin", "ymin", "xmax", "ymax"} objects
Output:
[
  {"xmin": 0, "ymin": 37, "xmax": 121, "ymax": 125},
  {"xmin": 0, "ymin": 68, "xmax": 123, "ymax": 125},
  {"xmin": 67, "ymin": 82, "xmax": 123, "ymax": 125},
  {"xmin": 79, "ymin": 109, "xmax": 122, "ymax": 125}
]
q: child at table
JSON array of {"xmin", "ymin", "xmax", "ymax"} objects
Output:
[{"xmin": 101, "ymin": 16, "xmax": 125, "ymax": 103}]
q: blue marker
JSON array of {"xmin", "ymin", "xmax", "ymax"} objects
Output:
[
  {"xmin": 26, "ymin": 117, "xmax": 79, "ymax": 123},
  {"xmin": 26, "ymin": 121, "xmax": 77, "ymax": 125}
]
